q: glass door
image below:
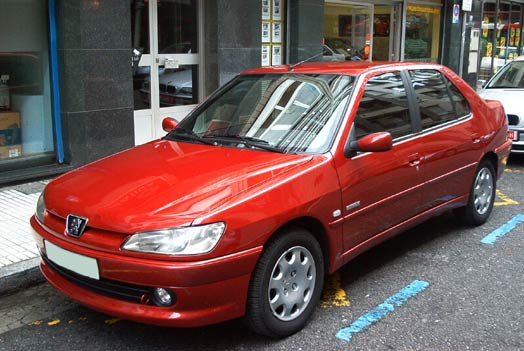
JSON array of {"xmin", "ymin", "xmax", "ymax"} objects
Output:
[
  {"xmin": 373, "ymin": 3, "xmax": 402, "ymax": 61},
  {"xmin": 132, "ymin": 0, "xmax": 201, "ymax": 145},
  {"xmin": 323, "ymin": 1, "xmax": 373, "ymax": 61}
]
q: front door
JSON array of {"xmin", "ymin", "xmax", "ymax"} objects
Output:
[
  {"xmin": 334, "ymin": 70, "xmax": 424, "ymax": 253},
  {"xmin": 131, "ymin": 0, "xmax": 201, "ymax": 145}
]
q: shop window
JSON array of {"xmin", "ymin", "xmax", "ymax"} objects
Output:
[
  {"xmin": 0, "ymin": 1, "xmax": 54, "ymax": 162},
  {"xmin": 405, "ymin": 4, "xmax": 441, "ymax": 62},
  {"xmin": 480, "ymin": 2, "xmax": 522, "ymax": 81}
]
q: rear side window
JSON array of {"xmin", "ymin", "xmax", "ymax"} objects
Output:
[
  {"xmin": 409, "ymin": 70, "xmax": 470, "ymax": 129},
  {"xmin": 353, "ymin": 72, "xmax": 413, "ymax": 139}
]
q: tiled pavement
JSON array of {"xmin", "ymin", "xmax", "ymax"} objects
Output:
[{"xmin": 0, "ymin": 180, "xmax": 48, "ymax": 294}]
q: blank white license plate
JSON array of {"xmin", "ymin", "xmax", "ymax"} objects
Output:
[{"xmin": 45, "ymin": 240, "xmax": 99, "ymax": 280}]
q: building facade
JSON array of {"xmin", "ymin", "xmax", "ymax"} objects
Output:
[{"xmin": 0, "ymin": 0, "xmax": 522, "ymax": 184}]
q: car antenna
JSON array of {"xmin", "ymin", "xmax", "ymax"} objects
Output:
[{"xmin": 287, "ymin": 52, "xmax": 323, "ymax": 71}]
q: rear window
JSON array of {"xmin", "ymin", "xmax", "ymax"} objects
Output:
[{"xmin": 409, "ymin": 70, "xmax": 470, "ymax": 129}]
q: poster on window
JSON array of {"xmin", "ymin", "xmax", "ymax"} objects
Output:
[
  {"xmin": 272, "ymin": 45, "xmax": 282, "ymax": 65},
  {"xmin": 262, "ymin": 22, "xmax": 270, "ymax": 42},
  {"xmin": 272, "ymin": 22, "xmax": 282, "ymax": 43},
  {"xmin": 272, "ymin": 0, "xmax": 282, "ymax": 21},
  {"xmin": 262, "ymin": 0, "xmax": 270, "ymax": 20},
  {"xmin": 262, "ymin": 45, "xmax": 270, "ymax": 66}
]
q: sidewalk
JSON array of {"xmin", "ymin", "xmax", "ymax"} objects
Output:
[{"xmin": 0, "ymin": 180, "xmax": 49, "ymax": 295}]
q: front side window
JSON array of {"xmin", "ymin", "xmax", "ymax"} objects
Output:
[
  {"xmin": 170, "ymin": 73, "xmax": 355, "ymax": 154},
  {"xmin": 353, "ymin": 71, "xmax": 412, "ymax": 139}
]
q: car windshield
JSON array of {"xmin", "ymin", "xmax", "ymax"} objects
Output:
[
  {"xmin": 167, "ymin": 73, "xmax": 355, "ymax": 154},
  {"xmin": 486, "ymin": 61, "xmax": 524, "ymax": 88}
]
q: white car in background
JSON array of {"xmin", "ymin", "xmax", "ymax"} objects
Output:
[{"xmin": 478, "ymin": 57, "xmax": 524, "ymax": 154}]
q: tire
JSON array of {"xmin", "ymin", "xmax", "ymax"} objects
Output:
[
  {"xmin": 454, "ymin": 160, "xmax": 496, "ymax": 226},
  {"xmin": 244, "ymin": 227, "xmax": 324, "ymax": 338}
]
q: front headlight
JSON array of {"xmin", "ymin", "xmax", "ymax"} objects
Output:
[
  {"xmin": 122, "ymin": 222, "xmax": 226, "ymax": 255},
  {"xmin": 35, "ymin": 191, "xmax": 46, "ymax": 223}
]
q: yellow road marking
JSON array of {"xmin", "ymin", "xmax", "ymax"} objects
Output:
[
  {"xmin": 505, "ymin": 168, "xmax": 524, "ymax": 173},
  {"xmin": 320, "ymin": 272, "xmax": 350, "ymax": 308},
  {"xmin": 29, "ymin": 320, "xmax": 42, "ymax": 326},
  {"xmin": 494, "ymin": 189, "xmax": 519, "ymax": 206},
  {"xmin": 104, "ymin": 318, "xmax": 121, "ymax": 325},
  {"xmin": 47, "ymin": 319, "xmax": 60, "ymax": 326}
]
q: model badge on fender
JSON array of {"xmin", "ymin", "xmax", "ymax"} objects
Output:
[{"xmin": 66, "ymin": 214, "xmax": 88, "ymax": 238}]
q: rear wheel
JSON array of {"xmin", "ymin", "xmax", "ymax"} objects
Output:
[
  {"xmin": 244, "ymin": 228, "xmax": 324, "ymax": 337},
  {"xmin": 455, "ymin": 160, "xmax": 496, "ymax": 226}
]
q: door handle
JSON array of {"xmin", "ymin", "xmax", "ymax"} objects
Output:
[
  {"xmin": 408, "ymin": 153, "xmax": 420, "ymax": 165},
  {"xmin": 472, "ymin": 133, "xmax": 481, "ymax": 144}
]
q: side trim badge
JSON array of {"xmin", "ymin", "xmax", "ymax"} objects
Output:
[
  {"xmin": 66, "ymin": 214, "xmax": 89, "ymax": 238},
  {"xmin": 346, "ymin": 201, "xmax": 361, "ymax": 211}
]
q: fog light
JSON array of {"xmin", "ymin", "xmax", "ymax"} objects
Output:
[{"xmin": 152, "ymin": 288, "xmax": 175, "ymax": 307}]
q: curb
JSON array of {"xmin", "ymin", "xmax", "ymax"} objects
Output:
[{"xmin": 0, "ymin": 257, "xmax": 44, "ymax": 296}]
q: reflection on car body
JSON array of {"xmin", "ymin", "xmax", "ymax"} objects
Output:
[{"xmin": 31, "ymin": 61, "xmax": 511, "ymax": 338}]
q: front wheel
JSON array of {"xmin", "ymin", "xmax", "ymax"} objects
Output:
[
  {"xmin": 454, "ymin": 160, "xmax": 496, "ymax": 226},
  {"xmin": 244, "ymin": 228, "xmax": 324, "ymax": 337}
]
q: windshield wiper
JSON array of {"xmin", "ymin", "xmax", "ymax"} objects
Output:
[
  {"xmin": 169, "ymin": 128, "xmax": 218, "ymax": 146},
  {"xmin": 203, "ymin": 134, "xmax": 286, "ymax": 153}
]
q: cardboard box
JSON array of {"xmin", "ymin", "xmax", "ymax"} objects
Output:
[
  {"xmin": 0, "ymin": 144, "xmax": 22, "ymax": 159},
  {"xmin": 0, "ymin": 111, "xmax": 21, "ymax": 159}
]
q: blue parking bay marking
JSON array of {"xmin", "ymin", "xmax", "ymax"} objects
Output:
[
  {"xmin": 481, "ymin": 214, "xmax": 524, "ymax": 245},
  {"xmin": 336, "ymin": 280, "xmax": 429, "ymax": 342}
]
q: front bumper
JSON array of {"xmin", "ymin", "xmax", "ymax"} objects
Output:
[{"xmin": 30, "ymin": 216, "xmax": 263, "ymax": 327}]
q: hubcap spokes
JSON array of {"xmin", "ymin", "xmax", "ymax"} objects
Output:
[
  {"xmin": 268, "ymin": 246, "xmax": 316, "ymax": 321},
  {"xmin": 473, "ymin": 168, "xmax": 493, "ymax": 215}
]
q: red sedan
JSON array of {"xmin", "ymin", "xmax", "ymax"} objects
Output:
[{"xmin": 31, "ymin": 62, "xmax": 511, "ymax": 337}]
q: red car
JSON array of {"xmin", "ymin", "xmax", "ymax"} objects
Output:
[{"xmin": 31, "ymin": 62, "xmax": 511, "ymax": 337}]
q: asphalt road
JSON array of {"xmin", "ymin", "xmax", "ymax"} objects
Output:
[{"xmin": 1, "ymin": 155, "xmax": 523, "ymax": 351}]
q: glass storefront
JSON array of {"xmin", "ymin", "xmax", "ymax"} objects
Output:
[
  {"xmin": 0, "ymin": 0, "xmax": 54, "ymax": 162},
  {"xmin": 404, "ymin": 3, "xmax": 441, "ymax": 62},
  {"xmin": 323, "ymin": 2, "xmax": 372, "ymax": 61},
  {"xmin": 480, "ymin": 1, "xmax": 524, "ymax": 81}
]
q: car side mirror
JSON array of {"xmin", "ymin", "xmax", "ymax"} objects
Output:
[
  {"xmin": 162, "ymin": 117, "xmax": 178, "ymax": 132},
  {"xmin": 344, "ymin": 132, "xmax": 393, "ymax": 157}
]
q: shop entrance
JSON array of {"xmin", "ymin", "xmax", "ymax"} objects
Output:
[
  {"xmin": 131, "ymin": 0, "xmax": 202, "ymax": 145},
  {"xmin": 323, "ymin": 1, "xmax": 402, "ymax": 62}
]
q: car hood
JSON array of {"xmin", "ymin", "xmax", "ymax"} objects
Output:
[
  {"xmin": 479, "ymin": 88, "xmax": 524, "ymax": 116},
  {"xmin": 45, "ymin": 140, "xmax": 312, "ymax": 233}
]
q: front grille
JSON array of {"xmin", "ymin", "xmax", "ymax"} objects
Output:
[
  {"xmin": 43, "ymin": 254, "xmax": 152, "ymax": 304},
  {"xmin": 507, "ymin": 114, "xmax": 519, "ymax": 126}
]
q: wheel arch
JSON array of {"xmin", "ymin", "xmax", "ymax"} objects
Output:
[{"xmin": 269, "ymin": 216, "xmax": 331, "ymax": 273}]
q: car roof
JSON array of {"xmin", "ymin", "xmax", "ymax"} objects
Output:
[{"xmin": 241, "ymin": 61, "xmax": 447, "ymax": 75}]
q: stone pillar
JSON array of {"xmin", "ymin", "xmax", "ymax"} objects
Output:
[{"xmin": 55, "ymin": 0, "xmax": 134, "ymax": 166}]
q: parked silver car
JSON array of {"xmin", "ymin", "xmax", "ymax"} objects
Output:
[{"xmin": 478, "ymin": 57, "xmax": 524, "ymax": 153}]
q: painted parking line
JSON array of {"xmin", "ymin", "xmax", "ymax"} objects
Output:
[
  {"xmin": 505, "ymin": 168, "xmax": 524, "ymax": 174},
  {"xmin": 481, "ymin": 214, "xmax": 524, "ymax": 245},
  {"xmin": 320, "ymin": 273, "xmax": 350, "ymax": 308},
  {"xmin": 494, "ymin": 189, "xmax": 519, "ymax": 206},
  {"xmin": 336, "ymin": 280, "xmax": 429, "ymax": 342}
]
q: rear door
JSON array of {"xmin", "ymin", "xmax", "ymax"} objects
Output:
[
  {"xmin": 406, "ymin": 69, "xmax": 480, "ymax": 210},
  {"xmin": 334, "ymin": 70, "xmax": 425, "ymax": 251}
]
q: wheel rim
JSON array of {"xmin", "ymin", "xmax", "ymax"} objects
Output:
[
  {"xmin": 268, "ymin": 246, "xmax": 316, "ymax": 321},
  {"xmin": 473, "ymin": 167, "xmax": 493, "ymax": 215}
]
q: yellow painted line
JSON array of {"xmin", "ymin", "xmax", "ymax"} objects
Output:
[
  {"xmin": 47, "ymin": 319, "xmax": 61, "ymax": 326},
  {"xmin": 320, "ymin": 272, "xmax": 350, "ymax": 308},
  {"xmin": 494, "ymin": 189, "xmax": 519, "ymax": 207},
  {"xmin": 104, "ymin": 318, "xmax": 121, "ymax": 325},
  {"xmin": 505, "ymin": 168, "xmax": 524, "ymax": 173},
  {"xmin": 29, "ymin": 320, "xmax": 42, "ymax": 326}
]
